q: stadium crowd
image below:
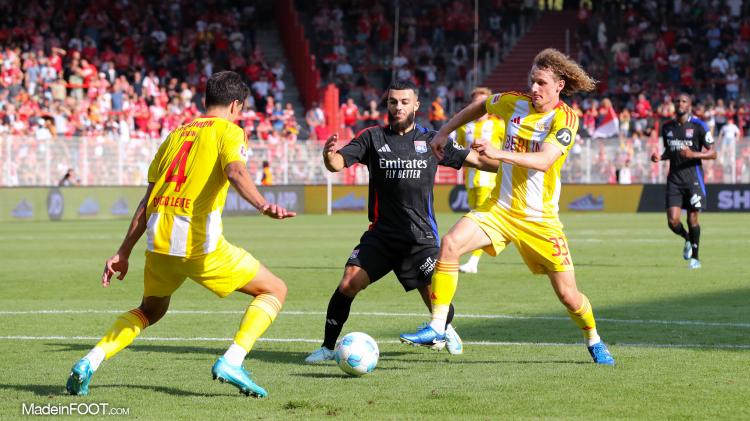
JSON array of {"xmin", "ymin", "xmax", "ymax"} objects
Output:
[
  {"xmin": 0, "ymin": 0, "xmax": 304, "ymax": 142},
  {"xmin": 1, "ymin": 0, "xmax": 750, "ymax": 185}
]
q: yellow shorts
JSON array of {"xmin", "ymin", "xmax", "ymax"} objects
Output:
[
  {"xmin": 467, "ymin": 187, "xmax": 493, "ymax": 210},
  {"xmin": 464, "ymin": 205, "xmax": 573, "ymax": 275},
  {"xmin": 143, "ymin": 240, "xmax": 261, "ymax": 298}
]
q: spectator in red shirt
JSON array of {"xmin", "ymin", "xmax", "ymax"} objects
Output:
[
  {"xmin": 633, "ymin": 93, "xmax": 652, "ymax": 133},
  {"xmin": 341, "ymin": 97, "xmax": 359, "ymax": 132}
]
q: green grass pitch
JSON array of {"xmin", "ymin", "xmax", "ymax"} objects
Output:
[{"xmin": 0, "ymin": 213, "xmax": 748, "ymax": 420}]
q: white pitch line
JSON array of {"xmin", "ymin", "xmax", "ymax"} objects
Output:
[
  {"xmin": 0, "ymin": 309, "xmax": 748, "ymax": 329},
  {"xmin": 0, "ymin": 335, "xmax": 748, "ymax": 350}
]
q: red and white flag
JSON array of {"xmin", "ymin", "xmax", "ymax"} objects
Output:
[{"xmin": 593, "ymin": 107, "xmax": 620, "ymax": 139}]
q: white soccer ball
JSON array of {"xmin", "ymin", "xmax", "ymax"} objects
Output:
[{"xmin": 334, "ymin": 332, "xmax": 379, "ymax": 376}]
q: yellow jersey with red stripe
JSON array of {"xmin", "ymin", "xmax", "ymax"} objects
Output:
[
  {"xmin": 451, "ymin": 116, "xmax": 506, "ymax": 189},
  {"xmin": 146, "ymin": 116, "xmax": 248, "ymax": 257},
  {"xmin": 484, "ymin": 91, "xmax": 578, "ymax": 221}
]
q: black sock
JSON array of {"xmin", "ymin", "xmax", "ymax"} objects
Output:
[
  {"xmin": 688, "ymin": 224, "xmax": 700, "ymax": 260},
  {"xmin": 445, "ymin": 303, "xmax": 455, "ymax": 328},
  {"xmin": 668, "ymin": 222, "xmax": 689, "ymax": 241},
  {"xmin": 322, "ymin": 288, "xmax": 354, "ymax": 350}
]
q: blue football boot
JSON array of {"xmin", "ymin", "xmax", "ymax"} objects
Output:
[
  {"xmin": 212, "ymin": 357, "xmax": 267, "ymax": 398},
  {"xmin": 66, "ymin": 358, "xmax": 94, "ymax": 396},
  {"xmin": 399, "ymin": 324, "xmax": 446, "ymax": 350},
  {"xmin": 587, "ymin": 342, "xmax": 615, "ymax": 366}
]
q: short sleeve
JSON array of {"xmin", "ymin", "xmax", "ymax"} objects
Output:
[
  {"xmin": 439, "ymin": 136, "xmax": 470, "ymax": 169},
  {"xmin": 147, "ymin": 137, "xmax": 170, "ymax": 183},
  {"xmin": 485, "ymin": 93, "xmax": 512, "ymax": 120},
  {"xmin": 338, "ymin": 128, "xmax": 373, "ymax": 167},
  {"xmin": 543, "ymin": 107, "xmax": 578, "ymax": 155},
  {"xmin": 219, "ymin": 124, "xmax": 248, "ymax": 169}
]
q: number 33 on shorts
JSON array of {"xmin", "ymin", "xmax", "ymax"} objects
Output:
[{"xmin": 549, "ymin": 236, "xmax": 572, "ymax": 266}]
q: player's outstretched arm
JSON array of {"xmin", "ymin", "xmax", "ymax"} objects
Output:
[
  {"xmin": 225, "ymin": 161, "xmax": 296, "ymax": 219},
  {"xmin": 322, "ymin": 134, "xmax": 346, "ymax": 172},
  {"xmin": 102, "ymin": 183, "xmax": 154, "ymax": 287},
  {"xmin": 462, "ymin": 148, "xmax": 501, "ymax": 173},
  {"xmin": 432, "ymin": 100, "xmax": 487, "ymax": 160}
]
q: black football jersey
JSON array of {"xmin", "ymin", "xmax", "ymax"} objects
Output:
[
  {"xmin": 661, "ymin": 116, "xmax": 714, "ymax": 185},
  {"xmin": 338, "ymin": 124, "xmax": 469, "ymax": 245}
]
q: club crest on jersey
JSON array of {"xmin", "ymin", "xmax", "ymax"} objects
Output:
[
  {"xmin": 686, "ymin": 128, "xmax": 694, "ymax": 138},
  {"xmin": 535, "ymin": 121, "xmax": 550, "ymax": 132},
  {"xmin": 414, "ymin": 140, "xmax": 428, "ymax": 153}
]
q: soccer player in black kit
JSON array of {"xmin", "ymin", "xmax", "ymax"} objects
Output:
[
  {"xmin": 651, "ymin": 93, "xmax": 716, "ymax": 269},
  {"xmin": 305, "ymin": 81, "xmax": 499, "ymax": 362}
]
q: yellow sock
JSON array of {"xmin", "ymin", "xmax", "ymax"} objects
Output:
[
  {"xmin": 567, "ymin": 294, "xmax": 601, "ymax": 346},
  {"xmin": 95, "ymin": 309, "xmax": 149, "ymax": 360},
  {"xmin": 429, "ymin": 260, "xmax": 459, "ymax": 334},
  {"xmin": 233, "ymin": 294, "xmax": 282, "ymax": 353},
  {"xmin": 470, "ymin": 249, "xmax": 483, "ymax": 258}
]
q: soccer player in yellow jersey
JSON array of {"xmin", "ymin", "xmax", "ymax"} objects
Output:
[
  {"xmin": 66, "ymin": 71, "xmax": 296, "ymax": 398},
  {"xmin": 450, "ymin": 87, "xmax": 506, "ymax": 274},
  {"xmin": 401, "ymin": 49, "xmax": 615, "ymax": 365}
]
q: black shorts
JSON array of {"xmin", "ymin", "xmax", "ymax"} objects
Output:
[
  {"xmin": 346, "ymin": 230, "xmax": 438, "ymax": 291},
  {"xmin": 666, "ymin": 180, "xmax": 706, "ymax": 211}
]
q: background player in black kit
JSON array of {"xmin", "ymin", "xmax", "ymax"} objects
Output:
[
  {"xmin": 651, "ymin": 93, "xmax": 716, "ymax": 269},
  {"xmin": 305, "ymin": 81, "xmax": 499, "ymax": 362}
]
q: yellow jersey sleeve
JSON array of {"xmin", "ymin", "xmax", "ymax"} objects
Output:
[
  {"xmin": 218, "ymin": 123, "xmax": 248, "ymax": 170},
  {"xmin": 543, "ymin": 106, "xmax": 578, "ymax": 155},
  {"xmin": 485, "ymin": 92, "xmax": 517, "ymax": 120}
]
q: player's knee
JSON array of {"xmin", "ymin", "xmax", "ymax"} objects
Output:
[
  {"xmin": 440, "ymin": 233, "xmax": 462, "ymax": 259},
  {"xmin": 667, "ymin": 219, "xmax": 680, "ymax": 230},
  {"xmin": 270, "ymin": 280, "xmax": 288, "ymax": 303},
  {"xmin": 338, "ymin": 276, "xmax": 366, "ymax": 296}
]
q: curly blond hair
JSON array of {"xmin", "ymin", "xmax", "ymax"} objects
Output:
[{"xmin": 532, "ymin": 48, "xmax": 597, "ymax": 95}]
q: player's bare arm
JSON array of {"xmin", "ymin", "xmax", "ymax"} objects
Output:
[
  {"xmin": 225, "ymin": 161, "xmax": 296, "ymax": 219},
  {"xmin": 462, "ymin": 149, "xmax": 501, "ymax": 173},
  {"xmin": 322, "ymin": 133, "xmax": 346, "ymax": 172},
  {"xmin": 431, "ymin": 100, "xmax": 487, "ymax": 160},
  {"xmin": 102, "ymin": 182, "xmax": 154, "ymax": 287},
  {"xmin": 679, "ymin": 144, "xmax": 717, "ymax": 160},
  {"xmin": 651, "ymin": 150, "xmax": 670, "ymax": 162},
  {"xmin": 473, "ymin": 138, "xmax": 562, "ymax": 172}
]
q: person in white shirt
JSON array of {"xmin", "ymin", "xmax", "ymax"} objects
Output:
[
  {"xmin": 718, "ymin": 118, "xmax": 740, "ymax": 167},
  {"xmin": 618, "ymin": 160, "xmax": 632, "ymax": 184}
]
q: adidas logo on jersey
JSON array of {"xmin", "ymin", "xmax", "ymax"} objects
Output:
[
  {"xmin": 511, "ymin": 116, "xmax": 521, "ymax": 125},
  {"xmin": 667, "ymin": 130, "xmax": 674, "ymax": 137},
  {"xmin": 377, "ymin": 144, "xmax": 392, "ymax": 153}
]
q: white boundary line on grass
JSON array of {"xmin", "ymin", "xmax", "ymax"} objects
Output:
[
  {"xmin": 0, "ymin": 335, "xmax": 748, "ymax": 349},
  {"xmin": 0, "ymin": 309, "xmax": 748, "ymax": 328}
]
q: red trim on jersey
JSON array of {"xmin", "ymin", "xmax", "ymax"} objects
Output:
[
  {"xmin": 354, "ymin": 125, "xmax": 380, "ymax": 139},
  {"xmin": 368, "ymin": 191, "xmax": 380, "ymax": 230}
]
